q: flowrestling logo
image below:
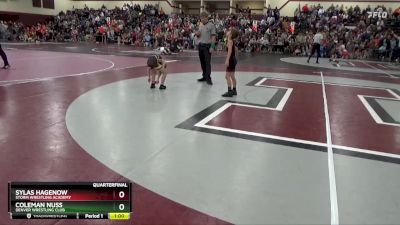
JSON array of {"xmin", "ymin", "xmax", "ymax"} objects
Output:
[{"xmin": 368, "ymin": 8, "xmax": 388, "ymax": 19}]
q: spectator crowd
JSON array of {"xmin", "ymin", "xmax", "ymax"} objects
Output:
[{"xmin": 0, "ymin": 3, "xmax": 399, "ymax": 61}]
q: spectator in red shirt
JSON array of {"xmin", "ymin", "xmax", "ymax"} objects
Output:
[
  {"xmin": 302, "ymin": 4, "xmax": 309, "ymax": 14},
  {"xmin": 99, "ymin": 26, "xmax": 106, "ymax": 44},
  {"xmin": 229, "ymin": 16, "xmax": 238, "ymax": 27}
]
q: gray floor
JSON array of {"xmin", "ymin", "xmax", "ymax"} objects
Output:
[
  {"xmin": 377, "ymin": 99, "xmax": 400, "ymax": 122},
  {"xmin": 66, "ymin": 71, "xmax": 400, "ymax": 224}
]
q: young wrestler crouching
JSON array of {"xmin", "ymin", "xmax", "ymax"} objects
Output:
[{"xmin": 147, "ymin": 54, "xmax": 167, "ymax": 89}]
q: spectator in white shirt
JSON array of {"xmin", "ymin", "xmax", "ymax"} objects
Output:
[{"xmin": 307, "ymin": 30, "xmax": 323, "ymax": 63}]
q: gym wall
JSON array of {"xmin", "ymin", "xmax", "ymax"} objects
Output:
[
  {"xmin": 272, "ymin": 0, "xmax": 400, "ymax": 17},
  {"xmin": 0, "ymin": 0, "xmax": 174, "ymax": 17}
]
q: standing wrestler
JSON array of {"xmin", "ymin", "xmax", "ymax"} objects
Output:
[{"xmin": 222, "ymin": 28, "xmax": 239, "ymax": 97}]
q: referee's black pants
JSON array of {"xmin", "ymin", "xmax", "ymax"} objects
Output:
[
  {"xmin": 308, "ymin": 43, "xmax": 321, "ymax": 63},
  {"xmin": 0, "ymin": 44, "xmax": 9, "ymax": 66},
  {"xmin": 198, "ymin": 43, "xmax": 212, "ymax": 81}
]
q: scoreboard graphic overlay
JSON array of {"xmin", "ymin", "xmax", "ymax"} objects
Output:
[{"xmin": 8, "ymin": 182, "xmax": 132, "ymax": 220}]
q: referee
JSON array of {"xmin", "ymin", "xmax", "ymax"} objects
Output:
[
  {"xmin": 307, "ymin": 30, "xmax": 323, "ymax": 64},
  {"xmin": 0, "ymin": 44, "xmax": 10, "ymax": 69},
  {"xmin": 196, "ymin": 12, "xmax": 216, "ymax": 85}
]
